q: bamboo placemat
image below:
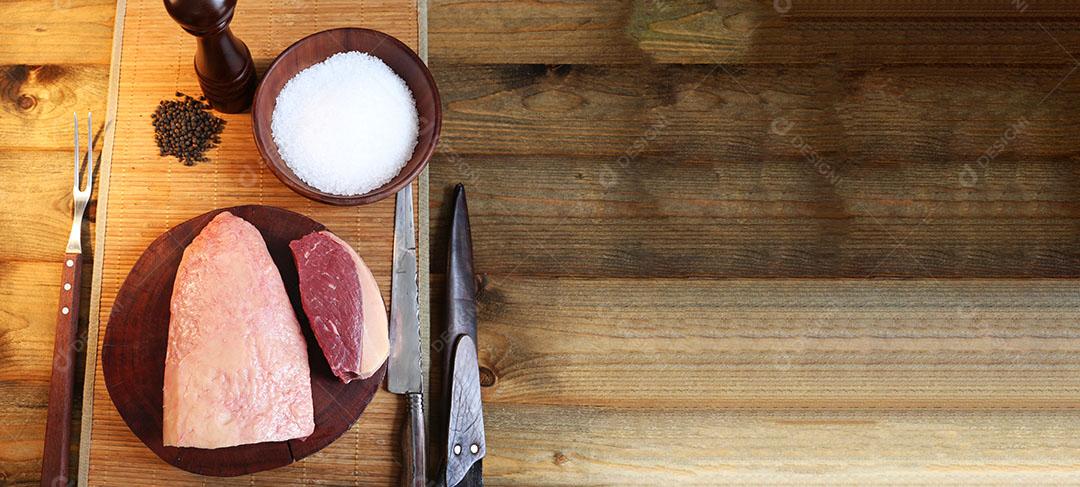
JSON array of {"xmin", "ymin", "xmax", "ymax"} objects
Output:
[{"xmin": 79, "ymin": 0, "xmax": 425, "ymax": 484}]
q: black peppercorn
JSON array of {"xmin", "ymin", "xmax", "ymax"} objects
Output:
[{"xmin": 151, "ymin": 92, "xmax": 226, "ymax": 166}]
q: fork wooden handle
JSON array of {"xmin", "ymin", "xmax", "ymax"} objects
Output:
[{"xmin": 41, "ymin": 253, "xmax": 82, "ymax": 487}]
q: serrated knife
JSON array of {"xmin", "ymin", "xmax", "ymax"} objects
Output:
[{"xmin": 388, "ymin": 183, "xmax": 425, "ymax": 487}]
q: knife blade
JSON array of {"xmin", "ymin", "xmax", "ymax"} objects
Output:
[
  {"xmin": 444, "ymin": 184, "xmax": 484, "ymax": 487},
  {"xmin": 388, "ymin": 183, "xmax": 425, "ymax": 487}
]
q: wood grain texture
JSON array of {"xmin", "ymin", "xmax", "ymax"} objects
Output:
[
  {"xmin": 83, "ymin": 0, "xmax": 423, "ymax": 485},
  {"xmin": 433, "ymin": 277, "xmax": 1080, "ymax": 408},
  {"xmin": 482, "ymin": 406, "xmax": 1080, "ymax": 485},
  {"xmin": 0, "ymin": 0, "xmax": 113, "ymax": 484},
  {"xmin": 429, "ymin": 154, "xmax": 1080, "ymax": 279},
  {"xmin": 425, "ymin": 0, "xmax": 1080, "ymax": 485},
  {"xmin": 0, "ymin": 64, "xmax": 109, "ymax": 151},
  {"xmin": 0, "ymin": 0, "xmax": 115, "ymax": 65},
  {"xmin": 430, "ymin": 0, "xmax": 1080, "ymax": 65},
  {"xmin": 0, "ymin": 260, "xmax": 93, "ymax": 486},
  {"xmin": 4, "ymin": 0, "xmax": 1080, "ymax": 485},
  {"xmin": 428, "ymin": 64, "xmax": 1080, "ymax": 278},
  {"xmin": 425, "ymin": 272, "xmax": 1080, "ymax": 485},
  {"xmin": 0, "ymin": 150, "xmax": 98, "ymax": 263},
  {"xmin": 432, "ymin": 64, "xmax": 1080, "ymax": 159}
]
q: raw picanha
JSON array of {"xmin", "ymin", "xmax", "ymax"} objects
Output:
[{"xmin": 163, "ymin": 212, "xmax": 315, "ymax": 449}]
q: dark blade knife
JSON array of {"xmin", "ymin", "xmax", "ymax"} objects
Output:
[{"xmin": 444, "ymin": 184, "xmax": 484, "ymax": 487}]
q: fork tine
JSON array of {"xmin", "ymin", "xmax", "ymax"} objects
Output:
[
  {"xmin": 85, "ymin": 111, "xmax": 94, "ymax": 193},
  {"xmin": 73, "ymin": 112, "xmax": 80, "ymax": 192}
]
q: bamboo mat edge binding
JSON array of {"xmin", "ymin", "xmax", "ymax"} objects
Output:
[
  {"xmin": 78, "ymin": 0, "xmax": 127, "ymax": 483},
  {"xmin": 416, "ymin": 0, "xmax": 432, "ymax": 447},
  {"xmin": 75, "ymin": 1, "xmax": 431, "ymax": 484}
]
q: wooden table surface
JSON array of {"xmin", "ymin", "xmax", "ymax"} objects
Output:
[{"xmin": 3, "ymin": 0, "xmax": 1080, "ymax": 485}]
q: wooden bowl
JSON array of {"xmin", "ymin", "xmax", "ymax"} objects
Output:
[
  {"xmin": 102, "ymin": 205, "xmax": 386, "ymax": 476},
  {"xmin": 252, "ymin": 28, "xmax": 441, "ymax": 206}
]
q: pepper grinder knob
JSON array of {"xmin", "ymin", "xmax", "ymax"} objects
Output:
[{"xmin": 163, "ymin": 0, "xmax": 256, "ymax": 113}]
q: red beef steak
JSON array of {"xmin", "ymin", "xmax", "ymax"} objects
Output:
[{"xmin": 290, "ymin": 230, "xmax": 389, "ymax": 383}]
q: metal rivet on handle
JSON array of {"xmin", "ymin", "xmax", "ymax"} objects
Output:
[
  {"xmin": 62, "ymin": 307, "xmax": 69, "ymax": 315},
  {"xmin": 453, "ymin": 444, "xmax": 462, "ymax": 455},
  {"xmin": 470, "ymin": 444, "xmax": 479, "ymax": 454},
  {"xmin": 66, "ymin": 259, "xmax": 74, "ymax": 267},
  {"xmin": 64, "ymin": 283, "xmax": 71, "ymax": 291}
]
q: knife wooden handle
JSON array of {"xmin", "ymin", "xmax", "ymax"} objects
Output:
[
  {"xmin": 403, "ymin": 392, "xmax": 426, "ymax": 487},
  {"xmin": 41, "ymin": 253, "xmax": 82, "ymax": 487}
]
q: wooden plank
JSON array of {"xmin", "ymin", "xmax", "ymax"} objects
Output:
[
  {"xmin": 0, "ymin": 1, "xmax": 113, "ymax": 483},
  {"xmin": 429, "ymin": 153, "xmax": 1080, "ymax": 278},
  {"xmin": 426, "ymin": 63, "xmax": 1080, "ymax": 278},
  {"xmin": 430, "ymin": 0, "xmax": 1080, "ymax": 65},
  {"xmin": 482, "ymin": 406, "xmax": 1080, "ymax": 485},
  {"xmin": 765, "ymin": 0, "xmax": 1080, "ymax": 16},
  {"xmin": 0, "ymin": 0, "xmax": 115, "ymax": 65},
  {"xmin": 0, "ymin": 262, "xmax": 64, "ymax": 385},
  {"xmin": 430, "ymin": 0, "xmax": 638, "ymax": 65},
  {"xmin": 426, "ymin": 1, "xmax": 1080, "ymax": 483},
  {"xmin": 0, "ymin": 150, "xmax": 100, "ymax": 263},
  {"xmin": 0, "ymin": 64, "xmax": 110, "ymax": 151},
  {"xmin": 433, "ymin": 64, "xmax": 1080, "ymax": 159},
  {"xmin": 430, "ymin": 275, "xmax": 1080, "ymax": 484},
  {"xmin": 0, "ymin": 389, "xmax": 48, "ymax": 486},
  {"xmin": 0, "ymin": 260, "xmax": 92, "ymax": 486},
  {"xmin": 429, "ymin": 276, "xmax": 1080, "ymax": 409}
]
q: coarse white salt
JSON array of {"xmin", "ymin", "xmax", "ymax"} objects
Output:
[{"xmin": 271, "ymin": 51, "xmax": 419, "ymax": 196}]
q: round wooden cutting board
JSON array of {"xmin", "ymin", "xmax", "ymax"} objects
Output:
[{"xmin": 102, "ymin": 205, "xmax": 386, "ymax": 477}]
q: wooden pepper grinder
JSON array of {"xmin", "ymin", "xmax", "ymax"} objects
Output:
[{"xmin": 164, "ymin": 0, "xmax": 256, "ymax": 113}]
